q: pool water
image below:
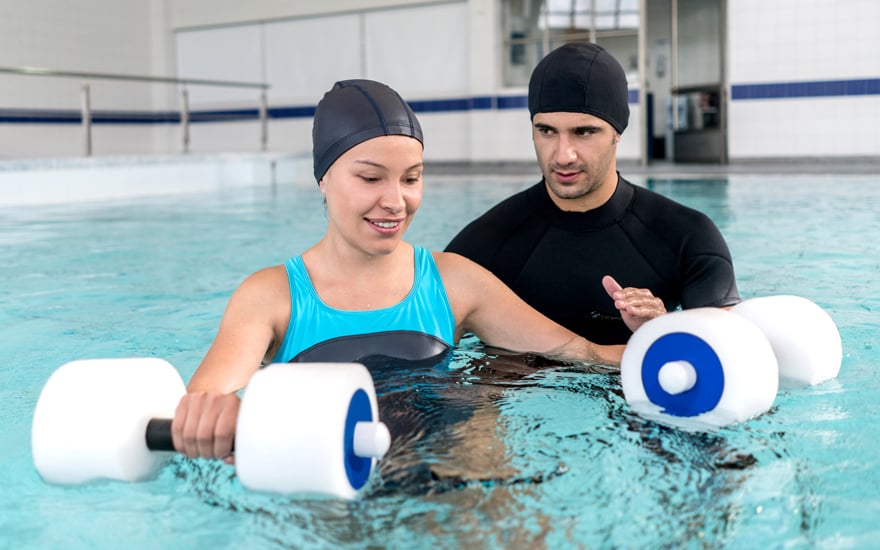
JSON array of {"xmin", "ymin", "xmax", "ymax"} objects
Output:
[{"xmin": 1, "ymin": 173, "xmax": 878, "ymax": 548}]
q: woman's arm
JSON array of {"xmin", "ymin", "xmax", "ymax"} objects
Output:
[
  {"xmin": 187, "ymin": 266, "xmax": 288, "ymax": 391},
  {"xmin": 435, "ymin": 252, "xmax": 624, "ymax": 367},
  {"xmin": 172, "ymin": 265, "xmax": 290, "ymax": 459}
]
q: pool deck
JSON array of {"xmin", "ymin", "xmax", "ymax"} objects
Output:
[
  {"xmin": 0, "ymin": 153, "xmax": 309, "ymax": 207},
  {"xmin": 3, "ymin": 154, "xmax": 877, "ymax": 208},
  {"xmin": 425, "ymin": 158, "xmax": 880, "ymax": 177}
]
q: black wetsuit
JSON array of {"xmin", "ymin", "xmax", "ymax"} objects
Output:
[{"xmin": 445, "ymin": 175, "xmax": 740, "ymax": 344}]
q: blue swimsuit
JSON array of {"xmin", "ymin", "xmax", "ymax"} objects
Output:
[{"xmin": 272, "ymin": 246, "xmax": 455, "ymax": 364}]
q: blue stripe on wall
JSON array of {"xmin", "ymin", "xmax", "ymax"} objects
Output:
[
  {"xmin": 6, "ymin": 77, "xmax": 878, "ymax": 126},
  {"xmin": 0, "ymin": 90, "xmax": 640, "ymax": 124},
  {"xmin": 0, "ymin": 109, "xmax": 181, "ymax": 125},
  {"xmin": 731, "ymin": 77, "xmax": 880, "ymax": 100},
  {"xmin": 4, "ymin": 78, "xmax": 878, "ymax": 124}
]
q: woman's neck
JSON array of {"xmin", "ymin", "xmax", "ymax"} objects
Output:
[{"xmin": 302, "ymin": 239, "xmax": 415, "ymax": 311}]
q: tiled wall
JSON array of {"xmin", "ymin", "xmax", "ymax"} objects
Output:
[
  {"xmin": 727, "ymin": 0, "xmax": 880, "ymax": 159},
  {"xmin": 0, "ymin": 0, "xmax": 176, "ymax": 158},
  {"xmin": 5, "ymin": 1, "xmax": 874, "ymax": 162}
]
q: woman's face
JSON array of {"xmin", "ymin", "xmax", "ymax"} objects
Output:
[{"xmin": 319, "ymin": 135, "xmax": 423, "ymax": 258}]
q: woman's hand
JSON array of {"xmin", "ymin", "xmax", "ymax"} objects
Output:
[{"xmin": 171, "ymin": 391, "xmax": 241, "ymax": 464}]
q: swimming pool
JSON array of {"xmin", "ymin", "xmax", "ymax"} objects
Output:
[{"xmin": 1, "ymin": 169, "xmax": 878, "ymax": 548}]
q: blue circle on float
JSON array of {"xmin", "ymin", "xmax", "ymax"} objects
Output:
[
  {"xmin": 641, "ymin": 332, "xmax": 725, "ymax": 417},
  {"xmin": 343, "ymin": 389, "xmax": 373, "ymax": 490}
]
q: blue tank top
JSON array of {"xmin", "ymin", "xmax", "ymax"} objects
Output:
[{"xmin": 272, "ymin": 246, "xmax": 455, "ymax": 364}]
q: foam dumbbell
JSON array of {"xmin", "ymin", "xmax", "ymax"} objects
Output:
[
  {"xmin": 235, "ymin": 362, "xmax": 391, "ymax": 498},
  {"xmin": 731, "ymin": 295, "xmax": 842, "ymax": 388},
  {"xmin": 31, "ymin": 359, "xmax": 391, "ymax": 499},
  {"xmin": 621, "ymin": 295, "xmax": 842, "ymax": 429}
]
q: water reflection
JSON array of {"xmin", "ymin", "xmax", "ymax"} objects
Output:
[
  {"xmin": 644, "ymin": 177, "xmax": 733, "ymax": 228},
  {"xmin": 173, "ymin": 339, "xmax": 767, "ymax": 548}
]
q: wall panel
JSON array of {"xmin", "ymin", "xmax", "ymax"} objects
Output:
[
  {"xmin": 264, "ymin": 15, "xmax": 363, "ymax": 103},
  {"xmin": 364, "ymin": 3, "xmax": 469, "ymax": 97}
]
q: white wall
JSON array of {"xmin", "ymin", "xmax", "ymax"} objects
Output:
[
  {"xmin": 0, "ymin": 0, "xmax": 181, "ymax": 159},
  {"xmin": 677, "ymin": 0, "xmax": 721, "ymax": 88},
  {"xmin": 645, "ymin": 0, "xmax": 672, "ymax": 140},
  {"xmin": 0, "ymin": 1, "xmax": 160, "ymax": 108},
  {"xmin": 16, "ymin": 1, "xmax": 876, "ymax": 164},
  {"xmin": 0, "ymin": 0, "xmax": 641, "ymax": 164},
  {"xmin": 170, "ymin": 0, "xmax": 642, "ymax": 164},
  {"xmin": 171, "ymin": 2, "xmax": 475, "ymax": 160},
  {"xmin": 727, "ymin": 0, "xmax": 880, "ymax": 159},
  {"xmin": 168, "ymin": 0, "xmax": 446, "ymax": 29}
]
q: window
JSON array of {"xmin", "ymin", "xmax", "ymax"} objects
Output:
[{"xmin": 502, "ymin": 0, "xmax": 640, "ymax": 87}]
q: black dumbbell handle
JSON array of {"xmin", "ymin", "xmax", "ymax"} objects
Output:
[
  {"xmin": 145, "ymin": 418, "xmax": 236, "ymax": 453},
  {"xmin": 145, "ymin": 418, "xmax": 175, "ymax": 451}
]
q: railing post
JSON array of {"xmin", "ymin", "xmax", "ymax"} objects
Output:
[
  {"xmin": 180, "ymin": 87, "xmax": 190, "ymax": 154},
  {"xmin": 2, "ymin": 66, "xmax": 269, "ymax": 156},
  {"xmin": 259, "ymin": 90, "xmax": 268, "ymax": 152},
  {"xmin": 80, "ymin": 83, "xmax": 92, "ymax": 157}
]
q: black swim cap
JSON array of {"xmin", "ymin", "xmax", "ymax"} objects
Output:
[
  {"xmin": 528, "ymin": 43, "xmax": 629, "ymax": 134},
  {"xmin": 312, "ymin": 79, "xmax": 423, "ymax": 182}
]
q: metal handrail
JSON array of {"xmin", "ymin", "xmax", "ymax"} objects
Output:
[
  {"xmin": 0, "ymin": 65, "xmax": 270, "ymax": 156},
  {"xmin": 0, "ymin": 66, "xmax": 269, "ymax": 89}
]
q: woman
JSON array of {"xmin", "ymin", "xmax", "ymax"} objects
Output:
[{"xmin": 172, "ymin": 79, "xmax": 624, "ymax": 460}]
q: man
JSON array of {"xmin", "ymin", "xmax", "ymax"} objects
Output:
[{"xmin": 446, "ymin": 42, "xmax": 739, "ymax": 345}]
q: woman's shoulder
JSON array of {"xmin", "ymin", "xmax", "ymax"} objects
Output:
[
  {"xmin": 234, "ymin": 263, "xmax": 290, "ymax": 303},
  {"xmin": 432, "ymin": 250, "xmax": 495, "ymax": 289},
  {"xmin": 433, "ymin": 249, "xmax": 473, "ymax": 269},
  {"xmin": 245, "ymin": 262, "xmax": 288, "ymax": 282}
]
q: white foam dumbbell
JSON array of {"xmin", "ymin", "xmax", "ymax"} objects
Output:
[
  {"xmin": 31, "ymin": 359, "xmax": 390, "ymax": 499},
  {"xmin": 235, "ymin": 362, "xmax": 390, "ymax": 498},
  {"xmin": 731, "ymin": 295, "xmax": 842, "ymax": 388},
  {"xmin": 621, "ymin": 295, "xmax": 842, "ymax": 429}
]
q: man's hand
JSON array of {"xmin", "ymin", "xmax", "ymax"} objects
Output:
[{"xmin": 602, "ymin": 275, "xmax": 667, "ymax": 333}]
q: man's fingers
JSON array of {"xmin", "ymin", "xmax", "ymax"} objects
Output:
[
  {"xmin": 602, "ymin": 275, "xmax": 623, "ymax": 297},
  {"xmin": 621, "ymin": 294, "xmax": 663, "ymax": 309},
  {"xmin": 621, "ymin": 298, "xmax": 666, "ymax": 318}
]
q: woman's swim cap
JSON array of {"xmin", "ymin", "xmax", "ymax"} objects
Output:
[
  {"xmin": 528, "ymin": 43, "xmax": 629, "ymax": 134},
  {"xmin": 312, "ymin": 79, "xmax": 423, "ymax": 182}
]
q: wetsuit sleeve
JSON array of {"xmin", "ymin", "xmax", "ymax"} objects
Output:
[
  {"xmin": 444, "ymin": 187, "xmax": 540, "ymax": 275},
  {"xmin": 679, "ymin": 213, "xmax": 740, "ymax": 308},
  {"xmin": 445, "ymin": 214, "xmax": 500, "ymax": 268}
]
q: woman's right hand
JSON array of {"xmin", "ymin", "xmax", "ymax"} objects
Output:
[{"xmin": 171, "ymin": 391, "xmax": 241, "ymax": 464}]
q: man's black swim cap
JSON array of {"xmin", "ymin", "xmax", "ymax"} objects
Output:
[
  {"xmin": 528, "ymin": 42, "xmax": 629, "ymax": 134},
  {"xmin": 312, "ymin": 79, "xmax": 423, "ymax": 182}
]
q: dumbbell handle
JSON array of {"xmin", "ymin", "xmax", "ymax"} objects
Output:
[
  {"xmin": 143, "ymin": 418, "xmax": 391, "ymax": 458},
  {"xmin": 144, "ymin": 418, "xmax": 237, "ymax": 453},
  {"xmin": 145, "ymin": 419, "xmax": 176, "ymax": 452}
]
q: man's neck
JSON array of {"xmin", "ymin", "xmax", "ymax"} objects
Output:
[{"xmin": 546, "ymin": 170, "xmax": 620, "ymax": 213}]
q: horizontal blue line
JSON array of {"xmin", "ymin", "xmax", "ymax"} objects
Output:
[
  {"xmin": 0, "ymin": 109, "xmax": 180, "ymax": 125},
  {"xmin": 0, "ymin": 91, "xmax": 641, "ymax": 125},
  {"xmin": 5, "ymin": 78, "xmax": 877, "ymax": 124},
  {"xmin": 268, "ymin": 105, "xmax": 316, "ymax": 118},
  {"xmin": 732, "ymin": 77, "xmax": 880, "ymax": 100}
]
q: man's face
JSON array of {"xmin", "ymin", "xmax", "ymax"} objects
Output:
[{"xmin": 532, "ymin": 111, "xmax": 620, "ymax": 211}]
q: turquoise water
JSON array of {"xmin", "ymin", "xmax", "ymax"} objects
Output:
[{"xmin": 1, "ymin": 173, "xmax": 878, "ymax": 548}]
